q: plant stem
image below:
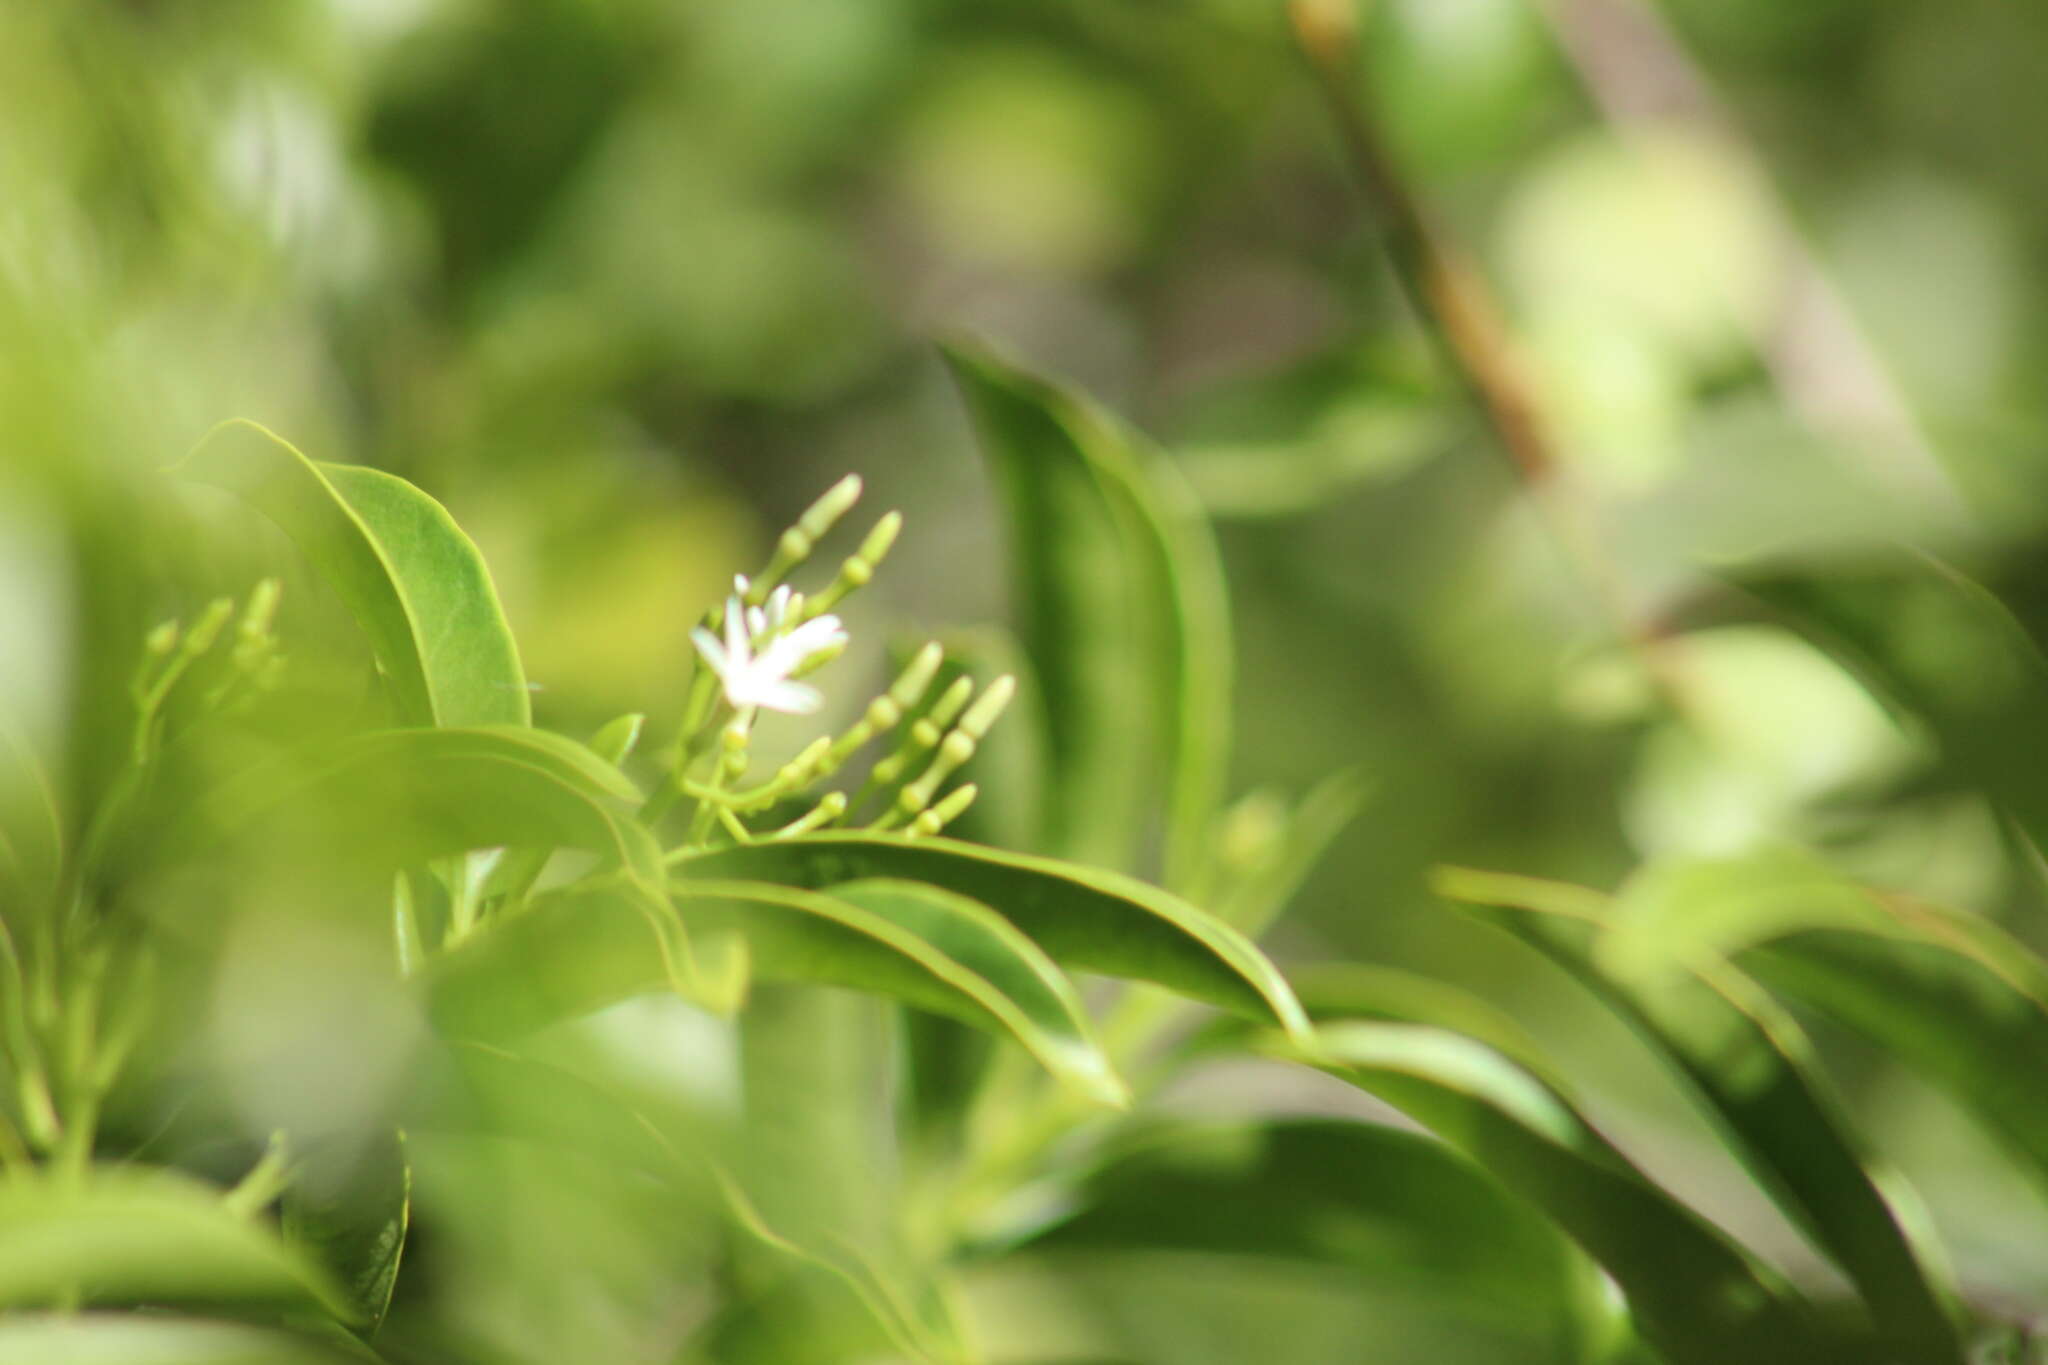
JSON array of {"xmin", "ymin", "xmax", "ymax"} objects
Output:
[{"xmin": 1288, "ymin": 0, "xmax": 1693, "ymax": 712}]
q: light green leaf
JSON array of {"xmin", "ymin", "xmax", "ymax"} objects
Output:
[
  {"xmin": 1023, "ymin": 1118, "xmax": 1614, "ymax": 1359},
  {"xmin": 0, "ymin": 1315, "xmax": 375, "ymax": 1365},
  {"xmin": 281, "ymin": 1131, "xmax": 411, "ymax": 1334},
  {"xmin": 177, "ymin": 419, "xmax": 528, "ymax": 729},
  {"xmin": 945, "ymin": 344, "xmax": 1231, "ymax": 887},
  {"xmin": 1732, "ymin": 548, "xmax": 2048, "ymax": 849},
  {"xmin": 1442, "ymin": 864, "xmax": 1966, "ymax": 1363},
  {"xmin": 0, "ymin": 1167, "xmax": 349, "ymax": 1318},
  {"xmin": 205, "ymin": 725, "xmax": 657, "ymax": 888},
  {"xmin": 823, "ymin": 878, "xmax": 1125, "ymax": 1107},
  {"xmin": 677, "ymin": 832, "xmax": 1311, "ymax": 1043},
  {"xmin": 425, "ymin": 873, "xmax": 1126, "ymax": 1106}
]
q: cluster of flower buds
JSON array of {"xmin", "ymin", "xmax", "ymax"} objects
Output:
[
  {"xmin": 667, "ymin": 476, "xmax": 1012, "ymax": 847},
  {"xmin": 131, "ymin": 578, "xmax": 285, "ymax": 763}
]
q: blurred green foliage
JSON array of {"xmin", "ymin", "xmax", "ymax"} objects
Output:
[{"xmin": 11, "ymin": 0, "xmax": 2048, "ymax": 1360}]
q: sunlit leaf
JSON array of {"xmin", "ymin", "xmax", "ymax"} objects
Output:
[
  {"xmin": 1732, "ymin": 548, "xmax": 2048, "ymax": 850},
  {"xmin": 177, "ymin": 420, "xmax": 528, "ymax": 728},
  {"xmin": 0, "ymin": 1315, "xmax": 376, "ymax": 1365},
  {"xmin": 828, "ymin": 878, "xmax": 1125, "ymax": 1107},
  {"xmin": 0, "ymin": 1167, "xmax": 349, "ymax": 1318},
  {"xmin": 945, "ymin": 344, "xmax": 1231, "ymax": 887},
  {"xmin": 201, "ymin": 725, "xmax": 657, "ymax": 888},
  {"xmin": 427, "ymin": 874, "xmax": 1126, "ymax": 1106},
  {"xmin": 677, "ymin": 832, "xmax": 1311, "ymax": 1042}
]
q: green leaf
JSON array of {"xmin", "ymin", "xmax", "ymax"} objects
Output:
[
  {"xmin": 281, "ymin": 1131, "xmax": 411, "ymax": 1334},
  {"xmin": 1278, "ymin": 1022, "xmax": 1841, "ymax": 1365},
  {"xmin": 1743, "ymin": 919, "xmax": 2048, "ymax": 1198},
  {"xmin": 676, "ymin": 832, "xmax": 1311, "ymax": 1043},
  {"xmin": 1025, "ymin": 1118, "xmax": 1614, "ymax": 1358},
  {"xmin": 0, "ymin": 1167, "xmax": 349, "ymax": 1318},
  {"xmin": 1440, "ymin": 863, "xmax": 1966, "ymax": 1364},
  {"xmin": 207, "ymin": 725, "xmax": 658, "ymax": 888},
  {"xmin": 422, "ymin": 881, "xmax": 696, "ymax": 1037},
  {"xmin": 425, "ymin": 874, "xmax": 1127, "ymax": 1106},
  {"xmin": 816, "ymin": 878, "xmax": 1125, "ymax": 1107},
  {"xmin": 1732, "ymin": 548, "xmax": 2048, "ymax": 848},
  {"xmin": 945, "ymin": 344, "xmax": 1232, "ymax": 887},
  {"xmin": 177, "ymin": 419, "xmax": 528, "ymax": 729},
  {"xmin": 1284, "ymin": 962, "xmax": 1560, "ymax": 1083},
  {"xmin": 0, "ymin": 1315, "xmax": 376, "ymax": 1365}
]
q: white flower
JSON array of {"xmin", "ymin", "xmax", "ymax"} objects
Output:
[{"xmin": 692, "ymin": 591, "xmax": 847, "ymax": 714}]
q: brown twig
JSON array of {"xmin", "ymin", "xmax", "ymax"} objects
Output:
[
  {"xmin": 1290, "ymin": 0, "xmax": 1553, "ymax": 484},
  {"xmin": 1288, "ymin": 0, "xmax": 1692, "ymax": 707}
]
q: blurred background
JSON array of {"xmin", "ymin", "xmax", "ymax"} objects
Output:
[{"xmin": 8, "ymin": 0, "xmax": 2048, "ymax": 1355}]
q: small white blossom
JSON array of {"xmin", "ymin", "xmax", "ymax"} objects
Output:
[{"xmin": 692, "ymin": 592, "xmax": 847, "ymax": 715}]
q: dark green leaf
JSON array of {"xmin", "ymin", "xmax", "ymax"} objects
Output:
[
  {"xmin": 945, "ymin": 344, "xmax": 1232, "ymax": 887},
  {"xmin": 0, "ymin": 1167, "xmax": 349, "ymax": 1318},
  {"xmin": 281, "ymin": 1130, "xmax": 411, "ymax": 1334},
  {"xmin": 177, "ymin": 420, "xmax": 528, "ymax": 729},
  {"xmin": 1440, "ymin": 864, "xmax": 1966, "ymax": 1364},
  {"xmin": 1733, "ymin": 549, "xmax": 2048, "ymax": 848},
  {"xmin": 1280, "ymin": 1022, "xmax": 1839, "ymax": 1365},
  {"xmin": 1026, "ymin": 1118, "xmax": 1613, "ymax": 1357},
  {"xmin": 677, "ymin": 833, "xmax": 1311, "ymax": 1043},
  {"xmin": 826, "ymin": 879, "xmax": 1124, "ymax": 1106}
]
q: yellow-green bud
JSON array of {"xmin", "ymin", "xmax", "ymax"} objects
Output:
[{"xmin": 959, "ymin": 674, "xmax": 1016, "ymax": 737}]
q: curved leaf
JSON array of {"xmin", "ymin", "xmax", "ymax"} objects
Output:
[
  {"xmin": 1439, "ymin": 864, "xmax": 1965, "ymax": 1364},
  {"xmin": 1744, "ymin": 920, "xmax": 2048, "ymax": 1195},
  {"xmin": 1732, "ymin": 548, "xmax": 2048, "ymax": 848},
  {"xmin": 426, "ymin": 875, "xmax": 1126, "ymax": 1105},
  {"xmin": 676, "ymin": 833, "xmax": 1311, "ymax": 1043},
  {"xmin": 946, "ymin": 344, "xmax": 1232, "ymax": 886},
  {"xmin": 826, "ymin": 879, "xmax": 1125, "ymax": 1107},
  {"xmin": 178, "ymin": 419, "xmax": 527, "ymax": 728},
  {"xmin": 282, "ymin": 1131, "xmax": 410, "ymax": 1334},
  {"xmin": 1276, "ymin": 1022, "xmax": 1840, "ymax": 1365},
  {"xmin": 0, "ymin": 1167, "xmax": 348, "ymax": 1318},
  {"xmin": 0, "ymin": 1315, "xmax": 375, "ymax": 1365},
  {"xmin": 1024, "ymin": 1118, "xmax": 1613, "ymax": 1359},
  {"xmin": 207, "ymin": 725, "xmax": 657, "ymax": 888}
]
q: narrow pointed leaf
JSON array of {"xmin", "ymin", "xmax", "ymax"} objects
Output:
[
  {"xmin": 677, "ymin": 833, "xmax": 1311, "ymax": 1043},
  {"xmin": 1026, "ymin": 1119, "xmax": 1613, "ymax": 1359},
  {"xmin": 1734, "ymin": 549, "xmax": 2048, "ymax": 848},
  {"xmin": 1742, "ymin": 918, "xmax": 2048, "ymax": 1196},
  {"xmin": 827, "ymin": 878, "xmax": 1126, "ymax": 1107},
  {"xmin": 946, "ymin": 344, "xmax": 1231, "ymax": 885},
  {"xmin": 1440, "ymin": 865, "xmax": 1965, "ymax": 1364},
  {"xmin": 1273, "ymin": 1022, "xmax": 1839, "ymax": 1365},
  {"xmin": 178, "ymin": 419, "xmax": 528, "ymax": 728}
]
